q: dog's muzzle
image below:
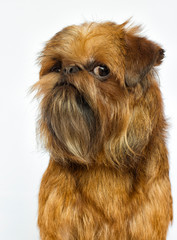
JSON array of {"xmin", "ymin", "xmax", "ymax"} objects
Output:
[
  {"xmin": 63, "ymin": 65, "xmax": 81, "ymax": 75},
  {"xmin": 57, "ymin": 64, "xmax": 82, "ymax": 88}
]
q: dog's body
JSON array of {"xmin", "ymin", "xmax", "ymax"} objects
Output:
[{"xmin": 34, "ymin": 21, "xmax": 173, "ymax": 239}]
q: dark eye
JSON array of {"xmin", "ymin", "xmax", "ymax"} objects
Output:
[
  {"xmin": 93, "ymin": 65, "xmax": 110, "ymax": 80},
  {"xmin": 50, "ymin": 61, "xmax": 62, "ymax": 73}
]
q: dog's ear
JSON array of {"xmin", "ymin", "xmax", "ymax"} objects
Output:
[{"xmin": 124, "ymin": 34, "xmax": 165, "ymax": 87}]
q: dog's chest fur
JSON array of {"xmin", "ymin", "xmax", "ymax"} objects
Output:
[{"xmin": 39, "ymin": 160, "xmax": 171, "ymax": 239}]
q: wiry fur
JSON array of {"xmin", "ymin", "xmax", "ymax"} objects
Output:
[{"xmin": 33, "ymin": 21, "xmax": 173, "ymax": 239}]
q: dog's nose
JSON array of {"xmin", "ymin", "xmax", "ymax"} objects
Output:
[{"xmin": 64, "ymin": 65, "xmax": 81, "ymax": 75}]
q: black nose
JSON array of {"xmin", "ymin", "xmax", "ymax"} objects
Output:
[{"xmin": 64, "ymin": 65, "xmax": 81, "ymax": 75}]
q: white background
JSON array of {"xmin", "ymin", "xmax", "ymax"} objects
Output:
[{"xmin": 0, "ymin": 0, "xmax": 176, "ymax": 239}]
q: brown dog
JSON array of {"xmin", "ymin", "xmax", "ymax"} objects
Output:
[{"xmin": 33, "ymin": 21, "xmax": 173, "ymax": 239}]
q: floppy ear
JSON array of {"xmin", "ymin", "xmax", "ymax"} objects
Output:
[{"xmin": 124, "ymin": 34, "xmax": 165, "ymax": 87}]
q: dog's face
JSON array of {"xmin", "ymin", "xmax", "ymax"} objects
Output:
[{"xmin": 33, "ymin": 21, "xmax": 164, "ymax": 168}]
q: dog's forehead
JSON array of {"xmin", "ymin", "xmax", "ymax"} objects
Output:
[{"xmin": 45, "ymin": 22, "xmax": 125, "ymax": 64}]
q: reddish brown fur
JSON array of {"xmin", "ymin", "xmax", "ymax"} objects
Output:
[{"xmin": 33, "ymin": 21, "xmax": 173, "ymax": 239}]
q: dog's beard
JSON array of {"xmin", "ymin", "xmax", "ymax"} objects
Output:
[{"xmin": 44, "ymin": 81, "xmax": 97, "ymax": 163}]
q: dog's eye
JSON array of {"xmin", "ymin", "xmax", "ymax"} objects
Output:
[
  {"xmin": 50, "ymin": 62, "xmax": 62, "ymax": 73},
  {"xmin": 93, "ymin": 65, "xmax": 110, "ymax": 80}
]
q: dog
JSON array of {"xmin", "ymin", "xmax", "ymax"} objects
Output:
[{"xmin": 33, "ymin": 21, "xmax": 173, "ymax": 239}]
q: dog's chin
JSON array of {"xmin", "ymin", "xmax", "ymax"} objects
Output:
[{"xmin": 45, "ymin": 82, "xmax": 97, "ymax": 163}]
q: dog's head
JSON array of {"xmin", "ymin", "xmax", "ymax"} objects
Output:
[{"xmin": 33, "ymin": 21, "xmax": 164, "ymax": 168}]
